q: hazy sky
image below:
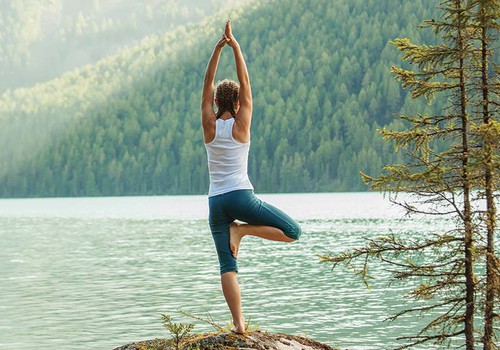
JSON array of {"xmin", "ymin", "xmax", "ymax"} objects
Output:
[{"xmin": 0, "ymin": 0, "xmax": 257, "ymax": 92}]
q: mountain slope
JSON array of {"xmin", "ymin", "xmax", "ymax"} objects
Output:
[
  {"xmin": 0, "ymin": 0, "xmax": 253, "ymax": 93},
  {"xmin": 0, "ymin": 0, "xmax": 442, "ymax": 197}
]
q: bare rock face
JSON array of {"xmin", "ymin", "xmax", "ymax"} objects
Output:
[{"xmin": 114, "ymin": 330, "xmax": 338, "ymax": 350}]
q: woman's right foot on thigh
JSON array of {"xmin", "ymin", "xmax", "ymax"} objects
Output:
[{"xmin": 229, "ymin": 222, "xmax": 244, "ymax": 259}]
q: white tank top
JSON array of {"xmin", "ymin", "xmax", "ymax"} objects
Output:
[{"xmin": 205, "ymin": 118, "xmax": 254, "ymax": 197}]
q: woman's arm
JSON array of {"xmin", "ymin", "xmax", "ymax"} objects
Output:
[
  {"xmin": 201, "ymin": 35, "xmax": 228, "ymax": 142},
  {"xmin": 225, "ymin": 21, "xmax": 252, "ymax": 138}
]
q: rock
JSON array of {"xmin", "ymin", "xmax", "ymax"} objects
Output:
[{"xmin": 113, "ymin": 330, "xmax": 338, "ymax": 350}]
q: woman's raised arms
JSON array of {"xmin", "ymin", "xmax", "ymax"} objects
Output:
[{"xmin": 201, "ymin": 21, "xmax": 252, "ymax": 143}]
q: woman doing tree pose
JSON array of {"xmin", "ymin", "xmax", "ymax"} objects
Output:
[{"xmin": 201, "ymin": 21, "xmax": 302, "ymax": 335}]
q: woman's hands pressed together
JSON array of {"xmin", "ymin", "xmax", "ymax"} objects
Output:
[
  {"xmin": 214, "ymin": 21, "xmax": 238, "ymax": 50},
  {"xmin": 224, "ymin": 20, "xmax": 239, "ymax": 48}
]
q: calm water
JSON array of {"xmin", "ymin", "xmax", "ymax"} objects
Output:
[{"xmin": 0, "ymin": 193, "xmax": 454, "ymax": 349}]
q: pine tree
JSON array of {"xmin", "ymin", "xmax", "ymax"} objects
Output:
[{"xmin": 321, "ymin": 0, "xmax": 499, "ymax": 348}]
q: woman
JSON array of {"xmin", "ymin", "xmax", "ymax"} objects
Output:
[{"xmin": 201, "ymin": 21, "xmax": 302, "ymax": 335}]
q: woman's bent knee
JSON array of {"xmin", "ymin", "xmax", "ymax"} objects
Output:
[{"xmin": 285, "ymin": 222, "xmax": 302, "ymax": 241}]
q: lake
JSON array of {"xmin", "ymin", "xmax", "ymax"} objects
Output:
[{"xmin": 0, "ymin": 192, "xmax": 454, "ymax": 349}]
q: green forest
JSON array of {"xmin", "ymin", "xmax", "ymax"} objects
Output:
[{"xmin": 0, "ymin": 0, "xmax": 446, "ymax": 197}]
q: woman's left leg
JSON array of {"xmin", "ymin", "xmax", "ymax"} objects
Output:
[
  {"xmin": 220, "ymin": 271, "xmax": 245, "ymax": 333},
  {"xmin": 209, "ymin": 195, "xmax": 246, "ymax": 333}
]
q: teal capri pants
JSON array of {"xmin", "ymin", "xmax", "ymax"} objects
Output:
[{"xmin": 208, "ymin": 189, "xmax": 301, "ymax": 274}]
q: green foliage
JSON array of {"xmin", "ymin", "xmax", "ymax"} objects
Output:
[
  {"xmin": 176, "ymin": 309, "xmax": 224, "ymax": 332},
  {"xmin": 161, "ymin": 314, "xmax": 194, "ymax": 350},
  {"xmin": 0, "ymin": 0, "xmax": 445, "ymax": 197}
]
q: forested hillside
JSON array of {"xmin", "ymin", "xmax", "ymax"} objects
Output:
[
  {"xmin": 0, "ymin": 0, "xmax": 444, "ymax": 197},
  {"xmin": 0, "ymin": 0, "xmax": 252, "ymax": 93}
]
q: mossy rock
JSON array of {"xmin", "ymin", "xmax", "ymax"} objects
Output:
[{"xmin": 113, "ymin": 331, "xmax": 338, "ymax": 350}]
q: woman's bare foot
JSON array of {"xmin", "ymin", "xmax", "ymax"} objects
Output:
[
  {"xmin": 231, "ymin": 317, "xmax": 246, "ymax": 335},
  {"xmin": 229, "ymin": 222, "xmax": 244, "ymax": 259},
  {"xmin": 231, "ymin": 326, "xmax": 247, "ymax": 335}
]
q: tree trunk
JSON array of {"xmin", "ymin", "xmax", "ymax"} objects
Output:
[
  {"xmin": 456, "ymin": 1, "xmax": 475, "ymax": 348},
  {"xmin": 479, "ymin": 4, "xmax": 497, "ymax": 348}
]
